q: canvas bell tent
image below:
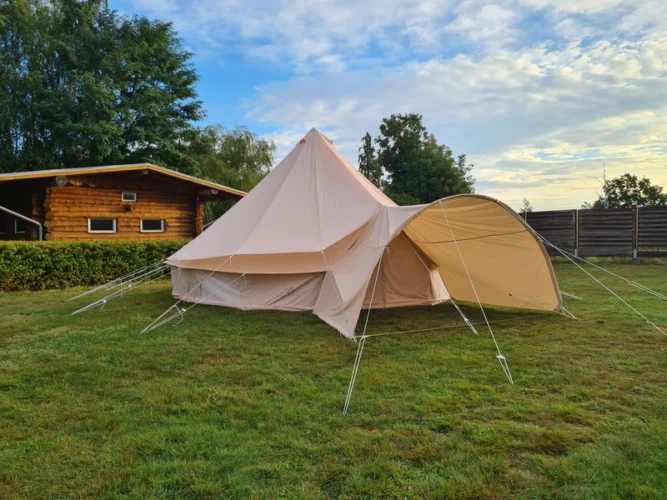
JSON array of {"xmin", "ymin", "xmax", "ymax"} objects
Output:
[
  {"xmin": 163, "ymin": 128, "xmax": 562, "ymax": 340},
  {"xmin": 70, "ymin": 128, "xmax": 666, "ymax": 414}
]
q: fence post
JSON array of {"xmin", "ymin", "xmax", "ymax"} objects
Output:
[
  {"xmin": 633, "ymin": 206, "xmax": 639, "ymax": 263},
  {"xmin": 574, "ymin": 209, "xmax": 579, "ymax": 257}
]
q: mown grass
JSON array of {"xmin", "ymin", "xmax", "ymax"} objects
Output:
[{"xmin": 1, "ymin": 262, "xmax": 666, "ymax": 498}]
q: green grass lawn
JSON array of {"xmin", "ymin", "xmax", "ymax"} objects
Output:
[{"xmin": 1, "ymin": 262, "xmax": 667, "ymax": 498}]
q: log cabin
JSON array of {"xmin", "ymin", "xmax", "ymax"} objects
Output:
[{"xmin": 0, "ymin": 163, "xmax": 245, "ymax": 241}]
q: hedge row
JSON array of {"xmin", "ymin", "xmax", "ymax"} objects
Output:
[{"xmin": 0, "ymin": 240, "xmax": 186, "ymax": 291}]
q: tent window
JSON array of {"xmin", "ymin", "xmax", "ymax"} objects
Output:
[
  {"xmin": 14, "ymin": 219, "xmax": 26, "ymax": 234},
  {"xmin": 141, "ymin": 219, "xmax": 165, "ymax": 233},
  {"xmin": 122, "ymin": 192, "xmax": 137, "ymax": 202},
  {"xmin": 88, "ymin": 218, "xmax": 117, "ymax": 233}
]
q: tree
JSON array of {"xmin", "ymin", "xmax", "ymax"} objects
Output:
[
  {"xmin": 189, "ymin": 125, "xmax": 275, "ymax": 191},
  {"xmin": 0, "ymin": 0, "xmax": 203, "ymax": 173},
  {"xmin": 582, "ymin": 174, "xmax": 667, "ymax": 209},
  {"xmin": 358, "ymin": 132, "xmax": 382, "ymax": 188},
  {"xmin": 187, "ymin": 125, "xmax": 276, "ymax": 222},
  {"xmin": 518, "ymin": 198, "xmax": 533, "ymax": 218},
  {"xmin": 372, "ymin": 113, "xmax": 474, "ymax": 205}
]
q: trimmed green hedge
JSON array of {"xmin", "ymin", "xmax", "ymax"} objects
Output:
[{"xmin": 0, "ymin": 240, "xmax": 186, "ymax": 291}]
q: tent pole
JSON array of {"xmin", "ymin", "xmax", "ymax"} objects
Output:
[
  {"xmin": 560, "ymin": 290, "xmax": 583, "ymax": 301},
  {"xmin": 342, "ymin": 248, "xmax": 385, "ymax": 415}
]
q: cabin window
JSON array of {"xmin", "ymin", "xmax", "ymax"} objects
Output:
[
  {"xmin": 88, "ymin": 218, "xmax": 117, "ymax": 233},
  {"xmin": 121, "ymin": 192, "xmax": 137, "ymax": 202},
  {"xmin": 141, "ymin": 219, "xmax": 165, "ymax": 233},
  {"xmin": 14, "ymin": 219, "xmax": 26, "ymax": 234}
]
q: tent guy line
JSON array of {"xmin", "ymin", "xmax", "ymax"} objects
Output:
[
  {"xmin": 540, "ymin": 240, "xmax": 667, "ymax": 302},
  {"xmin": 360, "ymin": 312, "xmax": 557, "ymax": 338},
  {"xmin": 67, "ymin": 261, "xmax": 167, "ymax": 303},
  {"xmin": 140, "ymin": 272, "xmax": 248, "ymax": 334},
  {"xmin": 71, "ymin": 263, "xmax": 170, "ymax": 316},
  {"xmin": 438, "ymin": 199, "xmax": 514, "ymax": 385},
  {"xmin": 404, "ymin": 231, "xmax": 479, "ymax": 336},
  {"xmin": 537, "ymin": 236, "xmax": 666, "ymax": 337}
]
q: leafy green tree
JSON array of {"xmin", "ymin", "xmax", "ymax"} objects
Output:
[
  {"xmin": 187, "ymin": 125, "xmax": 275, "ymax": 223},
  {"xmin": 190, "ymin": 125, "xmax": 275, "ymax": 190},
  {"xmin": 0, "ymin": 0, "xmax": 202, "ymax": 173},
  {"xmin": 373, "ymin": 113, "xmax": 474, "ymax": 205},
  {"xmin": 358, "ymin": 132, "xmax": 382, "ymax": 188},
  {"xmin": 582, "ymin": 174, "xmax": 667, "ymax": 209}
]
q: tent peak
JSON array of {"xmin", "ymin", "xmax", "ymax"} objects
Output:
[{"xmin": 303, "ymin": 127, "xmax": 334, "ymax": 145}]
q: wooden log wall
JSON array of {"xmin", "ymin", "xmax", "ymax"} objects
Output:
[
  {"xmin": 526, "ymin": 207, "xmax": 667, "ymax": 258},
  {"xmin": 44, "ymin": 184, "xmax": 196, "ymax": 241}
]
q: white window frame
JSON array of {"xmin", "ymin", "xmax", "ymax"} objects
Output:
[
  {"xmin": 88, "ymin": 218, "xmax": 117, "ymax": 234},
  {"xmin": 140, "ymin": 219, "xmax": 166, "ymax": 233},
  {"xmin": 121, "ymin": 192, "xmax": 137, "ymax": 202},
  {"xmin": 14, "ymin": 219, "xmax": 26, "ymax": 234}
]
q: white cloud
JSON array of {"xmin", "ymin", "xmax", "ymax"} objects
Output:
[
  {"xmin": 114, "ymin": 0, "xmax": 667, "ymax": 209},
  {"xmin": 248, "ymin": 33, "xmax": 667, "ymax": 209}
]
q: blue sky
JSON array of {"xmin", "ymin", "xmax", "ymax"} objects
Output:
[{"xmin": 112, "ymin": 0, "xmax": 667, "ymax": 210}]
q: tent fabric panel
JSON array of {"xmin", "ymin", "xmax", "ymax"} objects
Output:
[
  {"xmin": 169, "ymin": 129, "xmax": 398, "ymax": 264},
  {"xmin": 166, "ymin": 222, "xmax": 370, "ymax": 275},
  {"xmin": 172, "ymin": 269, "xmax": 325, "ymax": 311},
  {"xmin": 362, "ymin": 232, "xmax": 449, "ymax": 309},
  {"xmin": 403, "ymin": 198, "xmax": 561, "ymax": 312},
  {"xmin": 314, "ymin": 241, "xmax": 385, "ymax": 340},
  {"xmin": 170, "ymin": 266, "xmax": 202, "ymax": 301}
]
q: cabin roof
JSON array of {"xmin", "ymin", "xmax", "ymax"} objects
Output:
[{"xmin": 0, "ymin": 163, "xmax": 246, "ymax": 198}]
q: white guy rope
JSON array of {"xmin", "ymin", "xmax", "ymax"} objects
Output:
[
  {"xmin": 439, "ymin": 200, "xmax": 514, "ymax": 384},
  {"xmin": 405, "ymin": 235, "xmax": 479, "ymax": 336},
  {"xmin": 71, "ymin": 265, "xmax": 170, "ymax": 315},
  {"xmin": 535, "ymin": 236, "xmax": 666, "ymax": 301},
  {"xmin": 141, "ymin": 273, "xmax": 247, "ymax": 334},
  {"xmin": 139, "ymin": 255, "xmax": 235, "ymax": 334},
  {"xmin": 67, "ymin": 261, "xmax": 167, "ymax": 302},
  {"xmin": 342, "ymin": 248, "xmax": 385, "ymax": 415},
  {"xmin": 362, "ymin": 312, "xmax": 555, "ymax": 338},
  {"xmin": 540, "ymin": 237, "xmax": 666, "ymax": 337}
]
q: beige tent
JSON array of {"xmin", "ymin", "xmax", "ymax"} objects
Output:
[{"xmin": 167, "ymin": 128, "xmax": 561, "ymax": 340}]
